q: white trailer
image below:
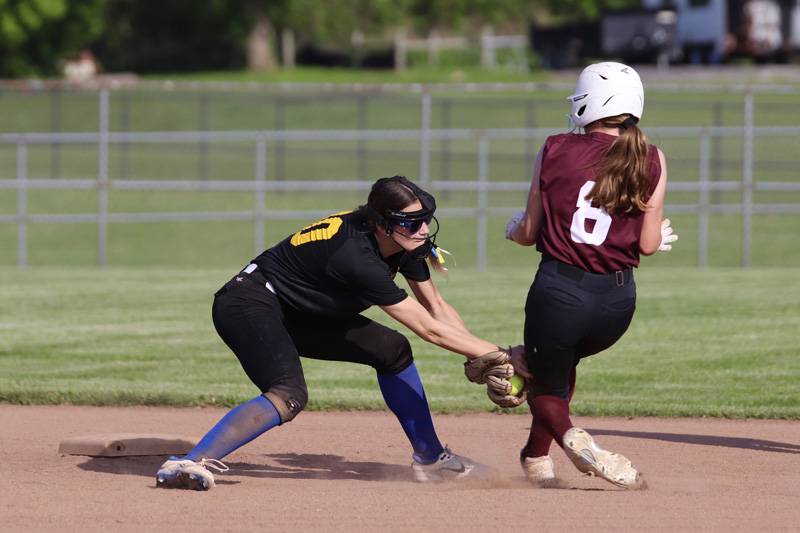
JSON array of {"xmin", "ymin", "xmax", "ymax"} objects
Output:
[{"xmin": 644, "ymin": 0, "xmax": 799, "ymax": 62}]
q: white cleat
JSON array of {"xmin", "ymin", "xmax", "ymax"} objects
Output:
[
  {"xmin": 155, "ymin": 457, "xmax": 229, "ymax": 491},
  {"xmin": 519, "ymin": 450, "xmax": 556, "ymax": 487},
  {"xmin": 411, "ymin": 446, "xmax": 478, "ymax": 483},
  {"xmin": 562, "ymin": 427, "xmax": 645, "ymax": 490}
]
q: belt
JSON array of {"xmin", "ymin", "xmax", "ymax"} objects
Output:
[
  {"xmin": 542, "ymin": 255, "xmax": 633, "ymax": 288},
  {"xmin": 241, "ymin": 263, "xmax": 276, "ymax": 294}
]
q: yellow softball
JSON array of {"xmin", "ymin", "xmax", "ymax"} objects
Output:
[{"xmin": 509, "ymin": 374, "xmax": 525, "ymax": 397}]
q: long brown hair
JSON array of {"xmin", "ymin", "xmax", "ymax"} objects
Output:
[{"xmin": 586, "ymin": 114, "xmax": 651, "ymax": 214}]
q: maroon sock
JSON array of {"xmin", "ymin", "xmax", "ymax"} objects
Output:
[
  {"xmin": 524, "ymin": 418, "xmax": 554, "ymax": 458},
  {"xmin": 532, "ymin": 395, "xmax": 573, "ymax": 445},
  {"xmin": 523, "ymin": 368, "xmax": 577, "ymax": 458}
]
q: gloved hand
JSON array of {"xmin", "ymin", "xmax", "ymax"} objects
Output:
[
  {"xmin": 505, "ymin": 210, "xmax": 525, "ymax": 240},
  {"xmin": 658, "ymin": 218, "xmax": 679, "ymax": 252},
  {"xmin": 486, "ymin": 374, "xmax": 527, "ymax": 408},
  {"xmin": 464, "ymin": 349, "xmax": 513, "ymax": 384}
]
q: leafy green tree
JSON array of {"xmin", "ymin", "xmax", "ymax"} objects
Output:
[
  {"xmin": 285, "ymin": 0, "xmax": 407, "ymax": 45},
  {"xmin": 0, "ymin": 0, "xmax": 643, "ymax": 77},
  {"xmin": 239, "ymin": 0, "xmax": 406, "ymax": 69},
  {"xmin": 0, "ymin": 0, "xmax": 104, "ymax": 77},
  {"xmin": 537, "ymin": 0, "xmax": 639, "ymax": 22},
  {"xmin": 406, "ymin": 0, "xmax": 533, "ymax": 33}
]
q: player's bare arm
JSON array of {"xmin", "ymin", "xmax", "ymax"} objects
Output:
[
  {"xmin": 380, "ymin": 296, "xmax": 499, "ymax": 359},
  {"xmin": 508, "ymin": 146, "xmax": 545, "ymax": 246},
  {"xmin": 406, "ymin": 277, "xmax": 468, "ymax": 331},
  {"xmin": 639, "ymin": 148, "xmax": 668, "ymax": 255}
]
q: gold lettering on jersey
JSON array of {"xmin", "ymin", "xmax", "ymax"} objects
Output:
[{"xmin": 290, "ymin": 212, "xmax": 349, "ymax": 246}]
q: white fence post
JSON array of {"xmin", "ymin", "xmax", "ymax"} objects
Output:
[
  {"xmin": 476, "ymin": 132, "xmax": 489, "ymax": 271},
  {"xmin": 419, "ymin": 91, "xmax": 432, "ymax": 188},
  {"xmin": 97, "ymin": 89, "xmax": 110, "ymax": 266},
  {"xmin": 16, "ymin": 142, "xmax": 27, "ymax": 267},
  {"xmin": 427, "ymin": 31, "xmax": 439, "ymax": 66},
  {"xmin": 481, "ymin": 25, "xmax": 495, "ymax": 68},
  {"xmin": 357, "ymin": 94, "xmax": 368, "ymax": 180},
  {"xmin": 742, "ymin": 93, "xmax": 754, "ymax": 268},
  {"xmin": 698, "ymin": 131, "xmax": 710, "ymax": 268},
  {"xmin": 394, "ymin": 30, "xmax": 407, "ymax": 71},
  {"xmin": 281, "ymin": 28, "xmax": 296, "ymax": 69},
  {"xmin": 254, "ymin": 135, "xmax": 267, "ymax": 255}
]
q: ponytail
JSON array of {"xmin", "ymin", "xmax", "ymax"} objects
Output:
[{"xmin": 586, "ymin": 114, "xmax": 651, "ymax": 214}]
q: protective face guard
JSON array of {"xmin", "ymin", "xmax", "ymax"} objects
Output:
[{"xmin": 384, "ymin": 180, "xmax": 440, "ymax": 260}]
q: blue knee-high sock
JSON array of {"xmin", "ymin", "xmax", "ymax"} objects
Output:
[
  {"xmin": 378, "ymin": 362, "xmax": 444, "ymax": 464},
  {"xmin": 185, "ymin": 395, "xmax": 281, "ymax": 461}
]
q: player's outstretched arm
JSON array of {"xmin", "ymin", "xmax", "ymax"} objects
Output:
[
  {"xmin": 382, "ymin": 297, "xmax": 525, "ymax": 407},
  {"xmin": 406, "ymin": 278, "xmax": 468, "ymax": 332},
  {"xmin": 507, "ymin": 146, "xmax": 544, "ymax": 246},
  {"xmin": 379, "ymin": 296, "xmax": 500, "ymax": 359}
]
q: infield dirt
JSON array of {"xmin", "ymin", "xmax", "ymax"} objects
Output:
[{"xmin": 1, "ymin": 405, "xmax": 798, "ymax": 532}]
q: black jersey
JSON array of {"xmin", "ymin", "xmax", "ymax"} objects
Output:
[{"xmin": 254, "ymin": 211, "xmax": 430, "ymax": 317}]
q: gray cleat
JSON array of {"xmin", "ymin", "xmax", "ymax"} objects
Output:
[
  {"xmin": 562, "ymin": 427, "xmax": 645, "ymax": 490},
  {"xmin": 155, "ymin": 457, "xmax": 229, "ymax": 491},
  {"xmin": 411, "ymin": 446, "xmax": 479, "ymax": 483}
]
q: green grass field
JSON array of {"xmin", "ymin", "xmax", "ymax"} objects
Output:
[
  {"xmin": 1, "ymin": 266, "xmax": 798, "ymax": 418},
  {"xmin": 0, "ymin": 212, "xmax": 798, "ymax": 268}
]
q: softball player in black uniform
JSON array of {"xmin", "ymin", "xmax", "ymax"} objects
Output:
[{"xmin": 156, "ymin": 176, "xmax": 517, "ymax": 490}]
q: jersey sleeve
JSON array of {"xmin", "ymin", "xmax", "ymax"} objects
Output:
[
  {"xmin": 327, "ymin": 242, "xmax": 408, "ymax": 307},
  {"xmin": 398, "ymin": 256, "xmax": 431, "ymax": 282}
]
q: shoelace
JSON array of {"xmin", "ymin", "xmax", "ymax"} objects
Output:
[
  {"xmin": 198, "ymin": 458, "xmax": 229, "ymax": 473},
  {"xmin": 439, "ymin": 446, "xmax": 453, "ymax": 462}
]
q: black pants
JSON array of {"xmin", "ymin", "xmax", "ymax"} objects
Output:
[
  {"xmin": 524, "ymin": 257, "xmax": 636, "ymax": 400},
  {"xmin": 211, "ymin": 268, "xmax": 413, "ymax": 419}
]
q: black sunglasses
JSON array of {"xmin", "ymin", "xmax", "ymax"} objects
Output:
[{"xmin": 392, "ymin": 215, "xmax": 433, "ymax": 234}]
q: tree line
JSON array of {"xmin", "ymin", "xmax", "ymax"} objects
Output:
[{"xmin": 0, "ymin": 0, "xmax": 635, "ymax": 77}]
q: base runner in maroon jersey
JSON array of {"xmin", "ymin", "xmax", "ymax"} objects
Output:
[{"xmin": 504, "ymin": 62, "xmax": 678, "ymax": 489}]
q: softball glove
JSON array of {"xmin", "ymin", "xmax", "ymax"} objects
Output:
[{"xmin": 464, "ymin": 349, "xmax": 513, "ymax": 384}]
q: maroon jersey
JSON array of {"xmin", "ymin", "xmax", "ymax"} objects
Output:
[{"xmin": 536, "ymin": 131, "xmax": 661, "ymax": 273}]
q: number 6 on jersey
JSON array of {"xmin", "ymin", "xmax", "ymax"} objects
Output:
[{"xmin": 570, "ymin": 181, "xmax": 612, "ymax": 246}]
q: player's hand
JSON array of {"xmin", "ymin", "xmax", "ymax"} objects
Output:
[
  {"xmin": 464, "ymin": 349, "xmax": 513, "ymax": 384},
  {"xmin": 509, "ymin": 344, "xmax": 532, "ymax": 379},
  {"xmin": 505, "ymin": 210, "xmax": 525, "ymax": 241},
  {"xmin": 658, "ymin": 218, "xmax": 678, "ymax": 252}
]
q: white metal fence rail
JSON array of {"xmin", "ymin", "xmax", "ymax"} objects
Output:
[{"xmin": 2, "ymin": 92, "xmax": 799, "ymax": 269}]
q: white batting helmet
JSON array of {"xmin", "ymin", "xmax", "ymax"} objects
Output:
[{"xmin": 567, "ymin": 62, "xmax": 644, "ymax": 129}]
